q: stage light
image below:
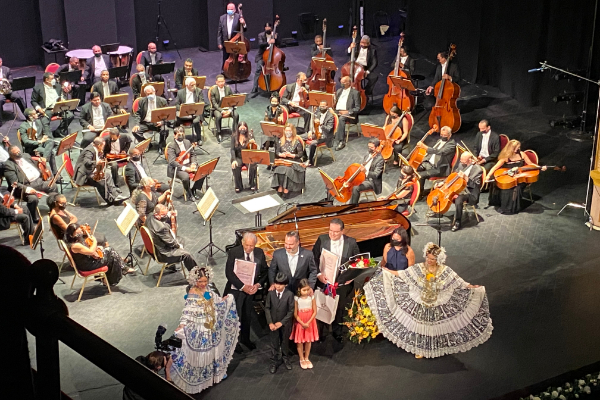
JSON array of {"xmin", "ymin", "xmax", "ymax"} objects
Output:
[
  {"xmin": 552, "ymin": 91, "xmax": 584, "ymax": 104},
  {"xmin": 162, "ymin": 40, "xmax": 169, "ymax": 48},
  {"xmin": 291, "ymin": 31, "xmax": 298, "ymax": 39}
]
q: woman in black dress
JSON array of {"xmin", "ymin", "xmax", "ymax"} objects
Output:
[
  {"xmin": 271, "ymin": 123, "xmax": 306, "ymax": 199},
  {"xmin": 49, "ymin": 194, "xmax": 108, "ymax": 245},
  {"xmin": 379, "ymin": 165, "xmax": 417, "ymax": 213},
  {"xmin": 132, "ymin": 177, "xmax": 171, "ymax": 226},
  {"xmin": 487, "ymin": 139, "xmax": 546, "ymax": 214},
  {"xmin": 65, "ymin": 223, "xmax": 135, "ymax": 285},
  {"xmin": 231, "ymin": 122, "xmax": 258, "ymax": 192},
  {"xmin": 263, "ymin": 93, "xmax": 285, "ymax": 151},
  {"xmin": 383, "ymin": 106, "xmax": 411, "ymax": 166}
]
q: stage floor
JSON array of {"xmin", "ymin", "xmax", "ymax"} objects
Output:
[{"xmin": 2, "ymin": 37, "xmax": 600, "ymax": 400}]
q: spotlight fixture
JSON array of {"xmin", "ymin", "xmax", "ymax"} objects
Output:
[{"xmin": 162, "ymin": 40, "xmax": 170, "ymax": 48}]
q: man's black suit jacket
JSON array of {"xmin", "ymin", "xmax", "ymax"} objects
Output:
[
  {"xmin": 79, "ymin": 102, "xmax": 113, "ymax": 130},
  {"xmin": 312, "ymin": 234, "xmax": 360, "ymax": 271},
  {"xmin": 217, "ymin": 13, "xmax": 247, "ymax": 46},
  {"xmin": 348, "ymin": 46, "xmax": 378, "ymax": 73},
  {"xmin": 174, "ymin": 67, "xmax": 199, "ymax": 89},
  {"xmin": 91, "ymin": 80, "xmax": 119, "ymax": 101},
  {"xmin": 223, "ymin": 245, "xmax": 269, "ymax": 295},
  {"xmin": 473, "ymin": 131, "xmax": 500, "ymax": 164},
  {"xmin": 268, "ymin": 247, "xmax": 318, "ymax": 293},
  {"xmin": 102, "ymin": 135, "xmax": 132, "ymax": 158},
  {"xmin": 133, "ymin": 96, "xmax": 168, "ymax": 126},
  {"xmin": 432, "ymin": 62, "xmax": 460, "ymax": 86},
  {"xmin": 85, "ymin": 55, "xmax": 113, "ymax": 84},
  {"xmin": 334, "ymin": 87, "xmax": 361, "ymax": 122}
]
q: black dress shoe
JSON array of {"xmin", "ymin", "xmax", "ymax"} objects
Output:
[
  {"xmin": 451, "ymin": 222, "xmax": 461, "ymax": 232},
  {"xmin": 269, "ymin": 364, "xmax": 277, "ymax": 374},
  {"xmin": 335, "ymin": 142, "xmax": 346, "ymax": 151},
  {"xmin": 158, "ymin": 148, "xmax": 164, "ymax": 156},
  {"xmin": 283, "ymin": 359, "xmax": 292, "ymax": 370}
]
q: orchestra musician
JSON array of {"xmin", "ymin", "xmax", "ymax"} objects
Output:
[
  {"xmin": 131, "ymin": 63, "xmax": 148, "ymax": 99},
  {"xmin": 280, "ymin": 72, "xmax": 311, "ymax": 133},
  {"xmin": 124, "ymin": 148, "xmax": 166, "ymax": 194},
  {"xmin": 231, "ymin": 122, "xmax": 257, "ymax": 193},
  {"xmin": 102, "ymin": 128, "xmax": 131, "ymax": 190},
  {"xmin": 379, "ymin": 165, "xmax": 417, "ymax": 214},
  {"xmin": 73, "ymin": 137, "xmax": 124, "ymax": 206},
  {"xmin": 49, "ymin": 194, "xmax": 80, "ymax": 240},
  {"xmin": 252, "ymin": 22, "xmax": 280, "ymax": 94},
  {"xmin": 175, "ymin": 77, "xmax": 207, "ymax": 144},
  {"xmin": 398, "ymin": 46, "xmax": 415, "ymax": 76},
  {"xmin": 140, "ymin": 42, "xmax": 164, "ymax": 82},
  {"xmin": 424, "ymin": 50, "xmax": 460, "ymax": 109},
  {"xmin": 217, "ymin": 3, "xmax": 247, "ymax": 69},
  {"xmin": 166, "ymin": 127, "xmax": 205, "ymax": 201},
  {"xmin": 18, "ymin": 108, "xmax": 58, "ymax": 175},
  {"xmin": 486, "ymin": 139, "xmax": 546, "ymax": 215},
  {"xmin": 31, "ymin": 72, "xmax": 74, "ymax": 138},
  {"xmin": 0, "ymin": 57, "xmax": 27, "ymax": 125},
  {"xmin": 0, "ymin": 138, "xmax": 9, "ymax": 175},
  {"xmin": 209, "ymin": 74, "xmax": 239, "ymax": 143},
  {"xmin": 306, "ymin": 35, "xmax": 333, "ymax": 77},
  {"xmin": 86, "ymin": 45, "xmax": 113, "ymax": 84},
  {"xmin": 347, "ymin": 35, "xmax": 378, "ymax": 95},
  {"xmin": 79, "ymin": 92, "xmax": 113, "ymax": 149},
  {"xmin": 91, "ymin": 70, "xmax": 119, "ymax": 102},
  {"xmin": 132, "ymin": 177, "xmax": 172, "ymax": 227},
  {"xmin": 132, "ymin": 85, "xmax": 169, "ymax": 153},
  {"xmin": 175, "ymin": 58, "xmax": 198, "ymax": 90},
  {"xmin": 57, "ymin": 57, "xmax": 89, "ymax": 106},
  {"xmin": 384, "ymin": 105, "xmax": 411, "ymax": 164},
  {"xmin": 415, "ymin": 126, "xmax": 457, "ymax": 197},
  {"xmin": 271, "ymin": 123, "xmax": 305, "ymax": 199},
  {"xmin": 312, "ymin": 218, "xmax": 361, "ymax": 342},
  {"xmin": 4, "ymin": 145, "xmax": 58, "ymax": 222},
  {"xmin": 348, "ymin": 138, "xmax": 384, "ymax": 204},
  {"xmin": 306, "ymin": 100, "xmax": 335, "ymax": 167},
  {"xmin": 473, "ymin": 119, "xmax": 500, "ymax": 172},
  {"xmin": 334, "ymin": 76, "xmax": 361, "ymax": 151},
  {"xmin": 262, "ymin": 93, "xmax": 285, "ymax": 152},
  {"xmin": 0, "ymin": 198, "xmax": 34, "ymax": 246}
]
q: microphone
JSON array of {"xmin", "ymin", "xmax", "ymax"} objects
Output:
[{"xmin": 528, "ymin": 67, "xmax": 545, "ymax": 73}]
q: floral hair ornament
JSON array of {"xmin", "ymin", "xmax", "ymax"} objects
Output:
[
  {"xmin": 187, "ymin": 265, "xmax": 212, "ymax": 287},
  {"xmin": 422, "ymin": 242, "xmax": 447, "ymax": 265}
]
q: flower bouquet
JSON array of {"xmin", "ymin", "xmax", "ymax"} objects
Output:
[
  {"xmin": 343, "ymin": 289, "xmax": 380, "ymax": 344},
  {"xmin": 519, "ymin": 374, "xmax": 600, "ymax": 400},
  {"xmin": 337, "ymin": 253, "xmax": 379, "ymax": 284}
]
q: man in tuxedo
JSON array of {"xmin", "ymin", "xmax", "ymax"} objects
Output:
[
  {"xmin": 0, "ymin": 201, "xmax": 34, "ymax": 245},
  {"xmin": 86, "ymin": 45, "xmax": 113, "ymax": 84},
  {"xmin": 140, "ymin": 42, "xmax": 164, "ymax": 82},
  {"xmin": 31, "ymin": 72, "xmax": 73, "ymax": 137},
  {"xmin": 166, "ymin": 127, "xmax": 204, "ymax": 200},
  {"xmin": 18, "ymin": 108, "xmax": 58, "ymax": 175},
  {"xmin": 57, "ymin": 57, "xmax": 89, "ymax": 106},
  {"xmin": 280, "ymin": 72, "xmax": 311, "ymax": 132},
  {"xmin": 251, "ymin": 22, "xmax": 279, "ymax": 94},
  {"xmin": 347, "ymin": 34, "xmax": 378, "ymax": 95},
  {"xmin": 145, "ymin": 204, "xmax": 198, "ymax": 271},
  {"xmin": 175, "ymin": 77, "xmax": 207, "ymax": 144},
  {"xmin": 79, "ymin": 92, "xmax": 113, "ymax": 148},
  {"xmin": 0, "ymin": 57, "xmax": 26, "ymax": 125},
  {"xmin": 268, "ymin": 230, "xmax": 318, "ymax": 293},
  {"xmin": 348, "ymin": 138, "xmax": 384, "ymax": 204},
  {"xmin": 313, "ymin": 218, "xmax": 361, "ymax": 341},
  {"xmin": 73, "ymin": 138, "xmax": 122, "ymax": 205},
  {"xmin": 174, "ymin": 58, "xmax": 198, "ymax": 90},
  {"xmin": 306, "ymin": 100, "xmax": 335, "ymax": 166},
  {"xmin": 425, "ymin": 50, "xmax": 460, "ymax": 109},
  {"xmin": 306, "ymin": 35, "xmax": 334, "ymax": 77},
  {"xmin": 224, "ymin": 232, "xmax": 269, "ymax": 352},
  {"xmin": 473, "ymin": 119, "xmax": 500, "ymax": 172},
  {"xmin": 103, "ymin": 128, "xmax": 132, "ymax": 189},
  {"xmin": 4, "ymin": 145, "xmax": 58, "ymax": 222},
  {"xmin": 416, "ymin": 125, "xmax": 457, "ymax": 196},
  {"xmin": 123, "ymin": 147, "xmax": 169, "ymax": 194},
  {"xmin": 334, "ymin": 76, "xmax": 361, "ymax": 151},
  {"xmin": 447, "ymin": 152, "xmax": 483, "ymax": 231},
  {"xmin": 209, "ymin": 74, "xmax": 238, "ymax": 143},
  {"xmin": 131, "ymin": 64, "xmax": 148, "ymax": 99},
  {"xmin": 399, "ymin": 46, "xmax": 415, "ymax": 75},
  {"xmin": 132, "ymin": 85, "xmax": 169, "ymax": 151},
  {"xmin": 217, "ymin": 3, "xmax": 247, "ymax": 69},
  {"xmin": 91, "ymin": 70, "xmax": 119, "ymax": 101}
]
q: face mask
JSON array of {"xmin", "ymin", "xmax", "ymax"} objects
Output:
[
  {"xmin": 176, "ymin": 136, "xmax": 184, "ymax": 142},
  {"xmin": 265, "ymin": 29, "xmax": 272, "ymax": 34},
  {"xmin": 111, "ymin": 138, "xmax": 117, "ymax": 142},
  {"xmin": 361, "ymin": 45, "xmax": 368, "ymax": 49},
  {"xmin": 239, "ymin": 129, "xmax": 247, "ymax": 135},
  {"xmin": 75, "ymin": 232, "xmax": 84, "ymax": 239},
  {"xmin": 13, "ymin": 153, "xmax": 22, "ymax": 159},
  {"xmin": 138, "ymin": 71, "xmax": 145, "ymax": 77},
  {"xmin": 95, "ymin": 53, "xmax": 101, "ymax": 58},
  {"xmin": 51, "ymin": 79, "xmax": 56, "ymax": 86},
  {"xmin": 227, "ymin": 10, "xmax": 234, "ymax": 15},
  {"xmin": 368, "ymin": 147, "xmax": 375, "ymax": 154},
  {"xmin": 58, "ymin": 204, "xmax": 66, "ymax": 210},
  {"xmin": 285, "ymin": 132, "xmax": 292, "ymax": 138},
  {"xmin": 131, "ymin": 156, "xmax": 141, "ymax": 162},
  {"xmin": 319, "ymin": 106, "xmax": 327, "ymax": 112},
  {"xmin": 391, "ymin": 239, "xmax": 402, "ymax": 247},
  {"xmin": 441, "ymin": 136, "xmax": 449, "ymax": 142},
  {"xmin": 147, "ymin": 94, "xmax": 156, "ymax": 101}
]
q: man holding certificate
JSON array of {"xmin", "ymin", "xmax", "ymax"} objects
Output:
[
  {"xmin": 268, "ymin": 231, "xmax": 318, "ymax": 294},
  {"xmin": 312, "ymin": 218, "xmax": 360, "ymax": 343},
  {"xmin": 224, "ymin": 232, "xmax": 268, "ymax": 352}
]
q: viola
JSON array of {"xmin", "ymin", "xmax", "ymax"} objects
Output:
[
  {"xmin": 428, "ymin": 44, "xmax": 461, "ymax": 133},
  {"xmin": 258, "ymin": 15, "xmax": 286, "ymax": 92},
  {"xmin": 383, "ymin": 33, "xmax": 414, "ymax": 113},
  {"xmin": 2, "ymin": 182, "xmax": 17, "ymax": 207},
  {"xmin": 341, "ymin": 26, "xmax": 367, "ymax": 111},
  {"xmin": 81, "ymin": 223, "xmax": 103, "ymax": 259},
  {"xmin": 245, "ymin": 129, "xmax": 258, "ymax": 149},
  {"xmin": 406, "ymin": 125, "xmax": 438, "ymax": 170},
  {"xmin": 175, "ymin": 142, "xmax": 197, "ymax": 164},
  {"xmin": 93, "ymin": 158, "xmax": 106, "ymax": 182},
  {"xmin": 426, "ymin": 171, "xmax": 468, "ymax": 214},
  {"xmin": 265, "ymin": 105, "xmax": 285, "ymax": 124},
  {"xmin": 492, "ymin": 165, "xmax": 565, "ymax": 190},
  {"xmin": 274, "ymin": 158, "xmax": 307, "ymax": 168},
  {"xmin": 380, "ymin": 111, "xmax": 407, "ymax": 160},
  {"xmin": 307, "ymin": 19, "xmax": 337, "ymax": 94},
  {"xmin": 223, "ymin": 3, "xmax": 252, "ymax": 82},
  {"xmin": 35, "ymin": 156, "xmax": 52, "ymax": 181},
  {"xmin": 329, "ymin": 148, "xmax": 380, "ymax": 203},
  {"xmin": 106, "ymin": 153, "xmax": 128, "ymax": 162}
]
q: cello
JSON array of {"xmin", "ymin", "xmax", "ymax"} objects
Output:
[
  {"xmin": 426, "ymin": 171, "xmax": 468, "ymax": 214},
  {"xmin": 382, "ymin": 33, "xmax": 414, "ymax": 113},
  {"xmin": 492, "ymin": 165, "xmax": 565, "ymax": 189},
  {"xmin": 380, "ymin": 110, "xmax": 407, "ymax": 160},
  {"xmin": 428, "ymin": 44, "xmax": 461, "ymax": 133},
  {"xmin": 258, "ymin": 16, "xmax": 286, "ymax": 92},
  {"xmin": 406, "ymin": 125, "xmax": 438, "ymax": 170},
  {"xmin": 328, "ymin": 148, "xmax": 380, "ymax": 203},
  {"xmin": 223, "ymin": 3, "xmax": 252, "ymax": 82},
  {"xmin": 341, "ymin": 27, "xmax": 367, "ymax": 111},
  {"xmin": 307, "ymin": 19, "xmax": 337, "ymax": 94}
]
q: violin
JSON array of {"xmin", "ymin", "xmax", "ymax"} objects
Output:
[
  {"xmin": 383, "ymin": 33, "xmax": 414, "ymax": 113},
  {"xmin": 175, "ymin": 142, "xmax": 197, "ymax": 164},
  {"xmin": 328, "ymin": 148, "xmax": 380, "ymax": 203},
  {"xmin": 258, "ymin": 15, "xmax": 286, "ymax": 92},
  {"xmin": 106, "ymin": 153, "xmax": 128, "ymax": 162},
  {"xmin": 406, "ymin": 125, "xmax": 438, "ymax": 170},
  {"xmin": 307, "ymin": 19, "xmax": 337, "ymax": 94},
  {"xmin": 380, "ymin": 111, "xmax": 407, "ymax": 160},
  {"xmin": 81, "ymin": 223, "xmax": 103, "ymax": 259},
  {"xmin": 273, "ymin": 158, "xmax": 307, "ymax": 168},
  {"xmin": 428, "ymin": 44, "xmax": 461, "ymax": 133},
  {"xmin": 223, "ymin": 3, "xmax": 252, "ymax": 82},
  {"xmin": 34, "ymin": 156, "xmax": 52, "ymax": 181},
  {"xmin": 2, "ymin": 182, "xmax": 17, "ymax": 207},
  {"xmin": 245, "ymin": 129, "xmax": 258, "ymax": 149},
  {"xmin": 93, "ymin": 157, "xmax": 106, "ymax": 182},
  {"xmin": 492, "ymin": 165, "xmax": 566, "ymax": 189},
  {"xmin": 341, "ymin": 26, "xmax": 367, "ymax": 111},
  {"xmin": 426, "ymin": 171, "xmax": 468, "ymax": 214},
  {"xmin": 265, "ymin": 105, "xmax": 284, "ymax": 124}
]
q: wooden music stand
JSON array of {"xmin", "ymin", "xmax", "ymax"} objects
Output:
[
  {"xmin": 103, "ymin": 113, "xmax": 130, "ymax": 129},
  {"xmin": 192, "ymin": 157, "xmax": 219, "ymax": 184},
  {"xmin": 308, "ymin": 91, "xmax": 335, "ymax": 108},
  {"xmin": 312, "ymin": 57, "xmax": 338, "ymax": 72},
  {"xmin": 104, "ymin": 93, "xmax": 129, "ymax": 110},
  {"xmin": 186, "ymin": 76, "xmax": 207, "ymax": 90},
  {"xmin": 141, "ymin": 82, "xmax": 165, "ymax": 97},
  {"xmin": 51, "ymin": 99, "xmax": 79, "ymax": 115},
  {"xmin": 242, "ymin": 149, "xmax": 270, "ymax": 166},
  {"xmin": 389, "ymin": 75, "xmax": 416, "ymax": 93},
  {"xmin": 134, "ymin": 138, "xmax": 152, "ymax": 154},
  {"xmin": 223, "ymin": 41, "xmax": 248, "ymax": 56},
  {"xmin": 318, "ymin": 168, "xmax": 340, "ymax": 199},
  {"xmin": 56, "ymin": 132, "xmax": 78, "ymax": 156},
  {"xmin": 179, "ymin": 103, "xmax": 205, "ymax": 119},
  {"xmin": 221, "ymin": 94, "xmax": 246, "ymax": 109},
  {"xmin": 260, "ymin": 121, "xmax": 285, "ymax": 138},
  {"xmin": 360, "ymin": 123, "xmax": 386, "ymax": 141}
]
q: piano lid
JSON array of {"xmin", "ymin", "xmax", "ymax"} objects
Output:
[
  {"xmin": 267, "ymin": 201, "xmax": 356, "ymax": 224},
  {"xmin": 352, "ymin": 199, "xmax": 395, "ymax": 210}
]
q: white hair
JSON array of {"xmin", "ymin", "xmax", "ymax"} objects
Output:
[
  {"xmin": 185, "ymin": 77, "xmax": 196, "ymax": 86},
  {"xmin": 144, "ymin": 85, "xmax": 155, "ymax": 94},
  {"xmin": 242, "ymin": 231, "xmax": 257, "ymax": 244}
]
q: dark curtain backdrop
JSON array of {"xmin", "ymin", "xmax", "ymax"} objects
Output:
[
  {"xmin": 64, "ymin": 0, "xmax": 118, "ymax": 49},
  {"xmin": 0, "ymin": 0, "xmax": 43, "ymax": 67}
]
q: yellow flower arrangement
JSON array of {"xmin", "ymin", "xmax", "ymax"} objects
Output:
[{"xmin": 343, "ymin": 289, "xmax": 380, "ymax": 344}]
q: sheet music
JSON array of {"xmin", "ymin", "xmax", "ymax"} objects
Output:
[
  {"xmin": 241, "ymin": 196, "xmax": 280, "ymax": 213},
  {"xmin": 115, "ymin": 203, "xmax": 140, "ymax": 236},
  {"xmin": 197, "ymin": 187, "xmax": 219, "ymax": 220}
]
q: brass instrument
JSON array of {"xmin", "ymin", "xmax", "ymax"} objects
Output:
[{"xmin": 0, "ymin": 79, "xmax": 11, "ymax": 95}]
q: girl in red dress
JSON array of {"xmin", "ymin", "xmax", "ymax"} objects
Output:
[{"xmin": 290, "ymin": 279, "xmax": 318, "ymax": 369}]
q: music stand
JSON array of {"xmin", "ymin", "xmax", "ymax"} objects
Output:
[
  {"xmin": 149, "ymin": 62, "xmax": 176, "ymax": 99},
  {"xmin": 308, "ymin": 91, "xmax": 335, "ymax": 108},
  {"xmin": 51, "ymin": 99, "xmax": 79, "ymax": 116},
  {"xmin": 108, "ymin": 66, "xmax": 128, "ymax": 81},
  {"xmin": 389, "ymin": 75, "xmax": 416, "ymax": 93},
  {"xmin": 141, "ymin": 82, "xmax": 165, "ymax": 97},
  {"xmin": 55, "ymin": 132, "xmax": 78, "ymax": 156},
  {"xmin": 104, "ymin": 93, "xmax": 129, "ymax": 114},
  {"xmin": 59, "ymin": 70, "xmax": 82, "ymax": 84},
  {"xmin": 179, "ymin": 103, "xmax": 207, "ymax": 154},
  {"xmin": 150, "ymin": 106, "xmax": 176, "ymax": 163},
  {"xmin": 232, "ymin": 189, "xmax": 284, "ymax": 227},
  {"xmin": 196, "ymin": 187, "xmax": 224, "ymax": 261},
  {"xmin": 101, "ymin": 43, "xmax": 120, "ymax": 53},
  {"xmin": 188, "ymin": 76, "xmax": 207, "ymax": 89},
  {"xmin": 312, "ymin": 57, "xmax": 338, "ymax": 72},
  {"xmin": 318, "ymin": 168, "xmax": 341, "ymax": 199},
  {"xmin": 11, "ymin": 76, "xmax": 36, "ymax": 106},
  {"xmin": 242, "ymin": 149, "xmax": 270, "ymax": 166},
  {"xmin": 218, "ymin": 94, "xmax": 246, "ymax": 142},
  {"xmin": 102, "ymin": 113, "xmax": 130, "ymax": 130},
  {"xmin": 135, "ymin": 138, "xmax": 152, "ymax": 153},
  {"xmin": 223, "ymin": 41, "xmax": 248, "ymax": 92},
  {"xmin": 115, "ymin": 202, "xmax": 140, "ymax": 270},
  {"xmin": 360, "ymin": 123, "xmax": 386, "ymax": 141}
]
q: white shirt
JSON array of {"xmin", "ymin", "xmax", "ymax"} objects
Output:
[
  {"xmin": 139, "ymin": 73, "xmax": 147, "ymax": 84},
  {"xmin": 110, "ymin": 138, "xmax": 121, "ymax": 154},
  {"xmin": 336, "ymin": 88, "xmax": 351, "ymax": 111},
  {"xmin": 144, "ymin": 98, "xmax": 156, "ymax": 123},
  {"xmin": 16, "ymin": 158, "xmax": 41, "ymax": 182},
  {"xmin": 479, "ymin": 131, "xmax": 491, "ymax": 158},
  {"xmin": 330, "ymin": 236, "xmax": 344, "ymax": 259},
  {"xmin": 291, "ymin": 84, "xmax": 302, "ymax": 103},
  {"xmin": 149, "ymin": 53, "xmax": 156, "ymax": 64},
  {"xmin": 176, "ymin": 140, "xmax": 189, "ymax": 165},
  {"xmin": 461, "ymin": 164, "xmax": 474, "ymax": 178},
  {"xmin": 218, "ymin": 86, "xmax": 226, "ymax": 99},
  {"xmin": 364, "ymin": 155, "xmax": 374, "ymax": 175},
  {"xmin": 319, "ymin": 110, "xmax": 327, "ymax": 126},
  {"xmin": 94, "ymin": 56, "xmax": 106, "ymax": 78},
  {"xmin": 287, "ymin": 250, "xmax": 299, "ymax": 277},
  {"xmin": 92, "ymin": 105, "xmax": 105, "ymax": 129},
  {"xmin": 400, "ymin": 55, "xmax": 408, "ymax": 68},
  {"xmin": 428, "ymin": 140, "xmax": 446, "ymax": 165},
  {"xmin": 356, "ymin": 47, "xmax": 368, "ymax": 67},
  {"xmin": 227, "ymin": 15, "xmax": 234, "ymax": 38},
  {"xmin": 441, "ymin": 61, "xmax": 448, "ymax": 77},
  {"xmin": 102, "ymin": 82, "xmax": 110, "ymax": 99},
  {"xmin": 276, "ymin": 289, "xmax": 284, "ymax": 300},
  {"xmin": 0, "ymin": 68, "xmax": 3, "ymax": 79},
  {"xmin": 44, "ymin": 84, "xmax": 59, "ymax": 109},
  {"xmin": 132, "ymin": 160, "xmax": 148, "ymax": 179},
  {"xmin": 0, "ymin": 146, "xmax": 9, "ymax": 163},
  {"xmin": 185, "ymin": 89, "xmax": 195, "ymax": 104}
]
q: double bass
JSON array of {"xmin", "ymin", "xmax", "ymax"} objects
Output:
[
  {"xmin": 341, "ymin": 27, "xmax": 367, "ymax": 111},
  {"xmin": 328, "ymin": 149, "xmax": 380, "ymax": 203},
  {"xmin": 428, "ymin": 44, "xmax": 461, "ymax": 133},
  {"xmin": 258, "ymin": 16, "xmax": 286, "ymax": 92},
  {"xmin": 307, "ymin": 19, "xmax": 336, "ymax": 94},
  {"xmin": 406, "ymin": 125, "xmax": 438, "ymax": 170},
  {"xmin": 382, "ymin": 33, "xmax": 414, "ymax": 113},
  {"xmin": 223, "ymin": 3, "xmax": 251, "ymax": 82}
]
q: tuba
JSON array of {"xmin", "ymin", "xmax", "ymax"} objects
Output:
[{"xmin": 0, "ymin": 79, "xmax": 11, "ymax": 95}]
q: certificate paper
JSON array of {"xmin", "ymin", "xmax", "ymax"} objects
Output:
[
  {"xmin": 320, "ymin": 248, "xmax": 340, "ymax": 284},
  {"xmin": 234, "ymin": 259, "xmax": 256, "ymax": 287}
]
